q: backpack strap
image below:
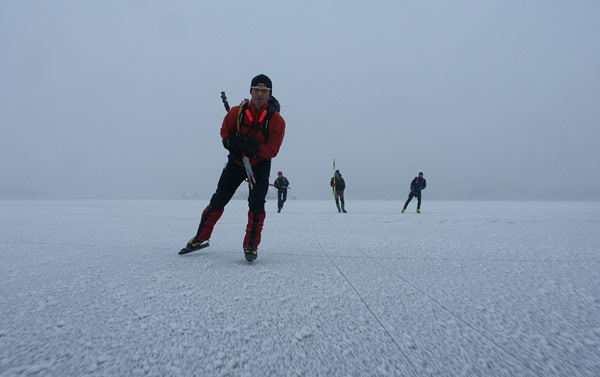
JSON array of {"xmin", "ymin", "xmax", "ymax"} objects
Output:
[
  {"xmin": 236, "ymin": 99, "xmax": 249, "ymax": 135},
  {"xmin": 262, "ymin": 96, "xmax": 281, "ymax": 142},
  {"xmin": 262, "ymin": 106, "xmax": 276, "ymax": 142}
]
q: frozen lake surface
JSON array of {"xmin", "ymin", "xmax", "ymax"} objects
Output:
[{"xmin": 1, "ymin": 199, "xmax": 599, "ymax": 376}]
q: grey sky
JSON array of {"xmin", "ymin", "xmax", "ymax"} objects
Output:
[{"xmin": 1, "ymin": 0, "xmax": 599, "ymax": 200}]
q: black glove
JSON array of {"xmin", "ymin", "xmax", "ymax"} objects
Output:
[
  {"xmin": 244, "ymin": 139, "xmax": 260, "ymax": 157},
  {"xmin": 222, "ymin": 135, "xmax": 245, "ymax": 154}
]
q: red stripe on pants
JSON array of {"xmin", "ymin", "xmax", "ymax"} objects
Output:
[
  {"xmin": 196, "ymin": 205, "xmax": 224, "ymax": 241},
  {"xmin": 243, "ymin": 210, "xmax": 265, "ymax": 249}
]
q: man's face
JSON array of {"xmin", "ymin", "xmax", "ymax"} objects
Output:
[
  {"xmin": 419, "ymin": 173, "xmax": 423, "ymax": 178},
  {"xmin": 278, "ymin": 172, "xmax": 282, "ymax": 178},
  {"xmin": 251, "ymin": 87, "xmax": 270, "ymax": 108}
]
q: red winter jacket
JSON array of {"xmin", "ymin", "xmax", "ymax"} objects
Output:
[{"xmin": 220, "ymin": 101, "xmax": 285, "ymax": 166}]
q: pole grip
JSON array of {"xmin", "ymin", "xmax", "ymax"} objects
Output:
[{"xmin": 220, "ymin": 91, "xmax": 230, "ymax": 112}]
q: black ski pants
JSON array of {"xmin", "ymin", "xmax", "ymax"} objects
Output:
[
  {"xmin": 403, "ymin": 191, "xmax": 422, "ymax": 209},
  {"xmin": 209, "ymin": 158, "xmax": 271, "ymax": 213},
  {"xmin": 334, "ymin": 190, "xmax": 345, "ymax": 211},
  {"xmin": 277, "ymin": 189, "xmax": 287, "ymax": 209}
]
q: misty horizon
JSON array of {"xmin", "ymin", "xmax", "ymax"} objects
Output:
[{"xmin": 2, "ymin": 1, "xmax": 599, "ymax": 201}]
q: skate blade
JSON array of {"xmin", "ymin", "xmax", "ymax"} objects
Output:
[{"xmin": 178, "ymin": 243, "xmax": 209, "ymax": 255}]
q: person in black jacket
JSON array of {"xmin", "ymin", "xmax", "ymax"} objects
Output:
[
  {"xmin": 402, "ymin": 172, "xmax": 426, "ymax": 213},
  {"xmin": 273, "ymin": 171, "xmax": 289, "ymax": 213},
  {"xmin": 330, "ymin": 170, "xmax": 347, "ymax": 213}
]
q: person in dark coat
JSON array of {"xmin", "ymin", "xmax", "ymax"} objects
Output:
[
  {"xmin": 273, "ymin": 171, "xmax": 289, "ymax": 213},
  {"xmin": 402, "ymin": 172, "xmax": 426, "ymax": 213},
  {"xmin": 330, "ymin": 170, "xmax": 347, "ymax": 213}
]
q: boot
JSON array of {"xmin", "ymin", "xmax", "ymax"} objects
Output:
[
  {"xmin": 401, "ymin": 208, "xmax": 406, "ymax": 213},
  {"xmin": 417, "ymin": 208, "xmax": 421, "ymax": 213},
  {"xmin": 243, "ymin": 210, "xmax": 265, "ymax": 260},
  {"xmin": 179, "ymin": 237, "xmax": 209, "ymax": 255},
  {"xmin": 244, "ymin": 248, "xmax": 257, "ymax": 261}
]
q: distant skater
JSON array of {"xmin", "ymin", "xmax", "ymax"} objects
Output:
[
  {"xmin": 402, "ymin": 172, "xmax": 426, "ymax": 213},
  {"xmin": 330, "ymin": 170, "xmax": 347, "ymax": 213},
  {"xmin": 273, "ymin": 171, "xmax": 289, "ymax": 213},
  {"xmin": 179, "ymin": 74, "xmax": 285, "ymax": 261}
]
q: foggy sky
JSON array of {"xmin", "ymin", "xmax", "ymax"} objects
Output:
[{"xmin": 2, "ymin": 0, "xmax": 599, "ymax": 200}]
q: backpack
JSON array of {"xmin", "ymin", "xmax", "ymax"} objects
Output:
[{"xmin": 236, "ymin": 96, "xmax": 281, "ymax": 142}]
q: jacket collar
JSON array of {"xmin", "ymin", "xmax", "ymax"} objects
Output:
[{"xmin": 249, "ymin": 101, "xmax": 268, "ymax": 114}]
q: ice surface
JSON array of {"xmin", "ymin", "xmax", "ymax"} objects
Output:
[{"xmin": 1, "ymin": 199, "xmax": 599, "ymax": 376}]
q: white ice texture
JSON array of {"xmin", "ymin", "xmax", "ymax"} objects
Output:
[{"xmin": 1, "ymin": 200, "xmax": 599, "ymax": 376}]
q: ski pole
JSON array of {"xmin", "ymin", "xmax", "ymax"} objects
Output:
[
  {"xmin": 220, "ymin": 91, "xmax": 255, "ymax": 189},
  {"xmin": 332, "ymin": 158, "xmax": 337, "ymax": 197},
  {"xmin": 242, "ymin": 157, "xmax": 256, "ymax": 189}
]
